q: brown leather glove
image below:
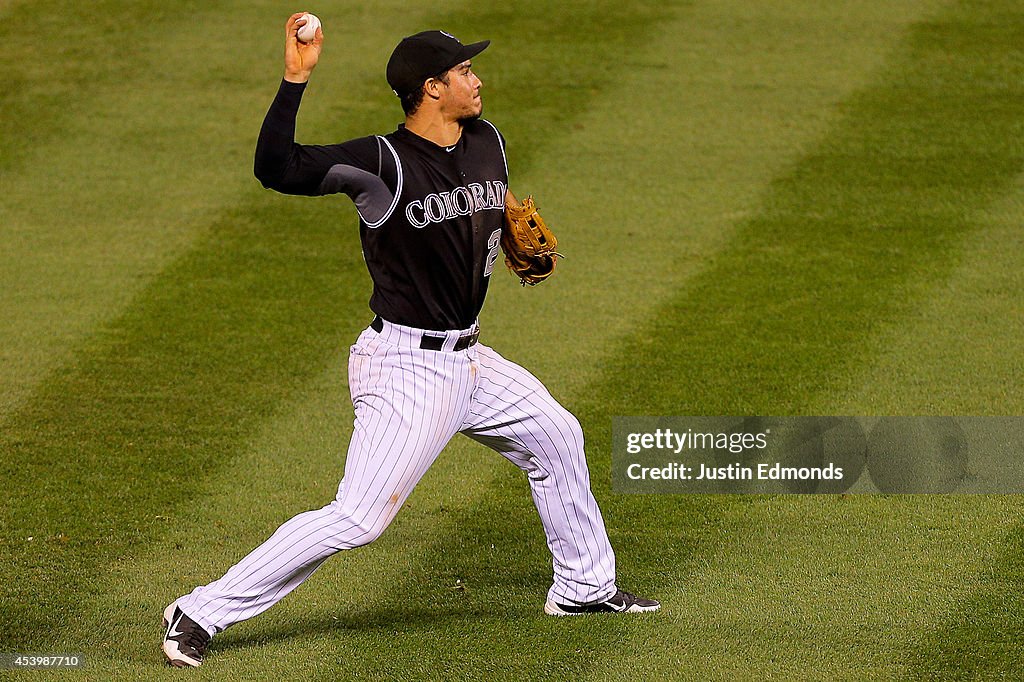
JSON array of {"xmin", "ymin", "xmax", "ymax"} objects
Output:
[{"xmin": 501, "ymin": 195, "xmax": 563, "ymax": 286}]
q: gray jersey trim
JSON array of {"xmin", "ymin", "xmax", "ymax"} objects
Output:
[
  {"xmin": 319, "ymin": 164, "xmax": 394, "ymax": 226},
  {"xmin": 316, "ymin": 136, "xmax": 403, "ymax": 228},
  {"xmin": 370, "ymin": 136, "xmax": 404, "ymax": 228}
]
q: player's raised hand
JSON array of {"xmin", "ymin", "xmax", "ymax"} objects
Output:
[{"xmin": 284, "ymin": 12, "xmax": 323, "ymax": 83}]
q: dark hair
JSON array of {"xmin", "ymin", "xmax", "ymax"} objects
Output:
[{"xmin": 400, "ymin": 69, "xmax": 450, "ymax": 115}]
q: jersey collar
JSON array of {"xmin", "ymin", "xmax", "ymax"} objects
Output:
[{"xmin": 396, "ymin": 123, "xmax": 464, "ymax": 155}]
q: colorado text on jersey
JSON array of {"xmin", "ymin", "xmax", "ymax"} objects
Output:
[{"xmin": 404, "ymin": 180, "xmax": 507, "ymax": 228}]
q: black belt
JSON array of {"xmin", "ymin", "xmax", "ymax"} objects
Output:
[{"xmin": 371, "ymin": 316, "xmax": 479, "ymax": 351}]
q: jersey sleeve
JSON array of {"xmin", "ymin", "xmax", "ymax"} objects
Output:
[{"xmin": 254, "ymin": 80, "xmax": 380, "ymax": 197}]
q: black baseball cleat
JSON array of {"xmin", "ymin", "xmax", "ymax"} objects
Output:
[
  {"xmin": 544, "ymin": 589, "xmax": 661, "ymax": 616},
  {"xmin": 161, "ymin": 603, "xmax": 211, "ymax": 668}
]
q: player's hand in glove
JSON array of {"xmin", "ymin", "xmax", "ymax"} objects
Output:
[{"xmin": 501, "ymin": 194, "xmax": 563, "ymax": 286}]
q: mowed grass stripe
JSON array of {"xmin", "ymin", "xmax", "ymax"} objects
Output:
[
  {"xmin": 595, "ymin": 0, "xmax": 1024, "ymax": 417},
  {"xmin": 0, "ymin": 0, "xmax": 208, "ymax": 173},
  {"xmin": 1, "ymin": 0, "xmax": 432, "ymax": 645},
  {"xmin": 1, "ymin": 0, "xmax": 274, "ymax": 416},
  {"xmin": 906, "ymin": 522, "xmax": 1024, "ymax": 680},
  {"xmin": 864, "ymin": 175, "xmax": 1024, "ymax": 678},
  {"xmin": 847, "ymin": 176, "xmax": 1024, "ymax": 675},
  {"xmin": 585, "ymin": 497, "xmax": 1020, "ymax": 681},
  {"xmin": 481, "ymin": 0, "xmax": 950, "ymax": 389},
  {"xmin": 834, "ymin": 170, "xmax": 1024, "ymax": 416},
  {"xmin": 570, "ymin": 0, "xmax": 1024, "ymax": 678},
  {"xmin": 449, "ymin": 2, "xmax": 1017, "ymax": 679},
  {"xmin": 0, "ymin": 0, "xmax": 672, "ymax": 655},
  {"xmin": 842, "ymin": 176, "xmax": 1023, "ymax": 679},
  {"xmin": 0, "ymin": 0, "xmax": 448, "ymax": 648},
  {"xmin": 0, "ymin": 199, "xmax": 368, "ymax": 649},
  {"xmin": 0, "ymin": 0, "xmax": 415, "ymax": 418}
]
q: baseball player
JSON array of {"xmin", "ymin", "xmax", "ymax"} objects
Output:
[{"xmin": 161, "ymin": 13, "xmax": 659, "ymax": 668}]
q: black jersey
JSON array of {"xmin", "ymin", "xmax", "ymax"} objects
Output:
[{"xmin": 254, "ymin": 80, "xmax": 509, "ymax": 331}]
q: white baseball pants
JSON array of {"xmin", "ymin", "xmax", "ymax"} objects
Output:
[{"xmin": 177, "ymin": 318, "xmax": 617, "ymax": 635}]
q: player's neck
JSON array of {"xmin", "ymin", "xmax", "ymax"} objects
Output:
[{"xmin": 404, "ymin": 112, "xmax": 463, "ymax": 148}]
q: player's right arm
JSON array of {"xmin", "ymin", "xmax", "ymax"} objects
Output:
[{"xmin": 254, "ymin": 14, "xmax": 377, "ymax": 196}]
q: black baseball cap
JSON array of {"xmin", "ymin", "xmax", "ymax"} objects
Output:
[{"xmin": 386, "ymin": 30, "xmax": 490, "ymax": 97}]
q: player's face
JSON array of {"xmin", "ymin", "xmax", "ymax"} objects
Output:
[{"xmin": 440, "ymin": 60, "xmax": 483, "ymax": 121}]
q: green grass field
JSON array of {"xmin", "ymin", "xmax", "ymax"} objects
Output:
[{"xmin": 2, "ymin": 0, "xmax": 1023, "ymax": 679}]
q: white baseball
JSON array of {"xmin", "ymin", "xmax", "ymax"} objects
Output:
[{"xmin": 296, "ymin": 13, "xmax": 321, "ymax": 43}]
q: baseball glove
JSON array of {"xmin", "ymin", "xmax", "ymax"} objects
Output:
[{"xmin": 501, "ymin": 195, "xmax": 562, "ymax": 286}]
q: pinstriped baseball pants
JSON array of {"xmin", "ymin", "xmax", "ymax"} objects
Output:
[{"xmin": 177, "ymin": 318, "xmax": 617, "ymax": 636}]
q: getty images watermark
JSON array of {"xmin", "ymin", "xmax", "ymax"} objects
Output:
[{"xmin": 612, "ymin": 417, "xmax": 1024, "ymax": 494}]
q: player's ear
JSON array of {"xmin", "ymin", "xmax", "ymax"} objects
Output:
[{"xmin": 424, "ymin": 78, "xmax": 443, "ymax": 101}]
